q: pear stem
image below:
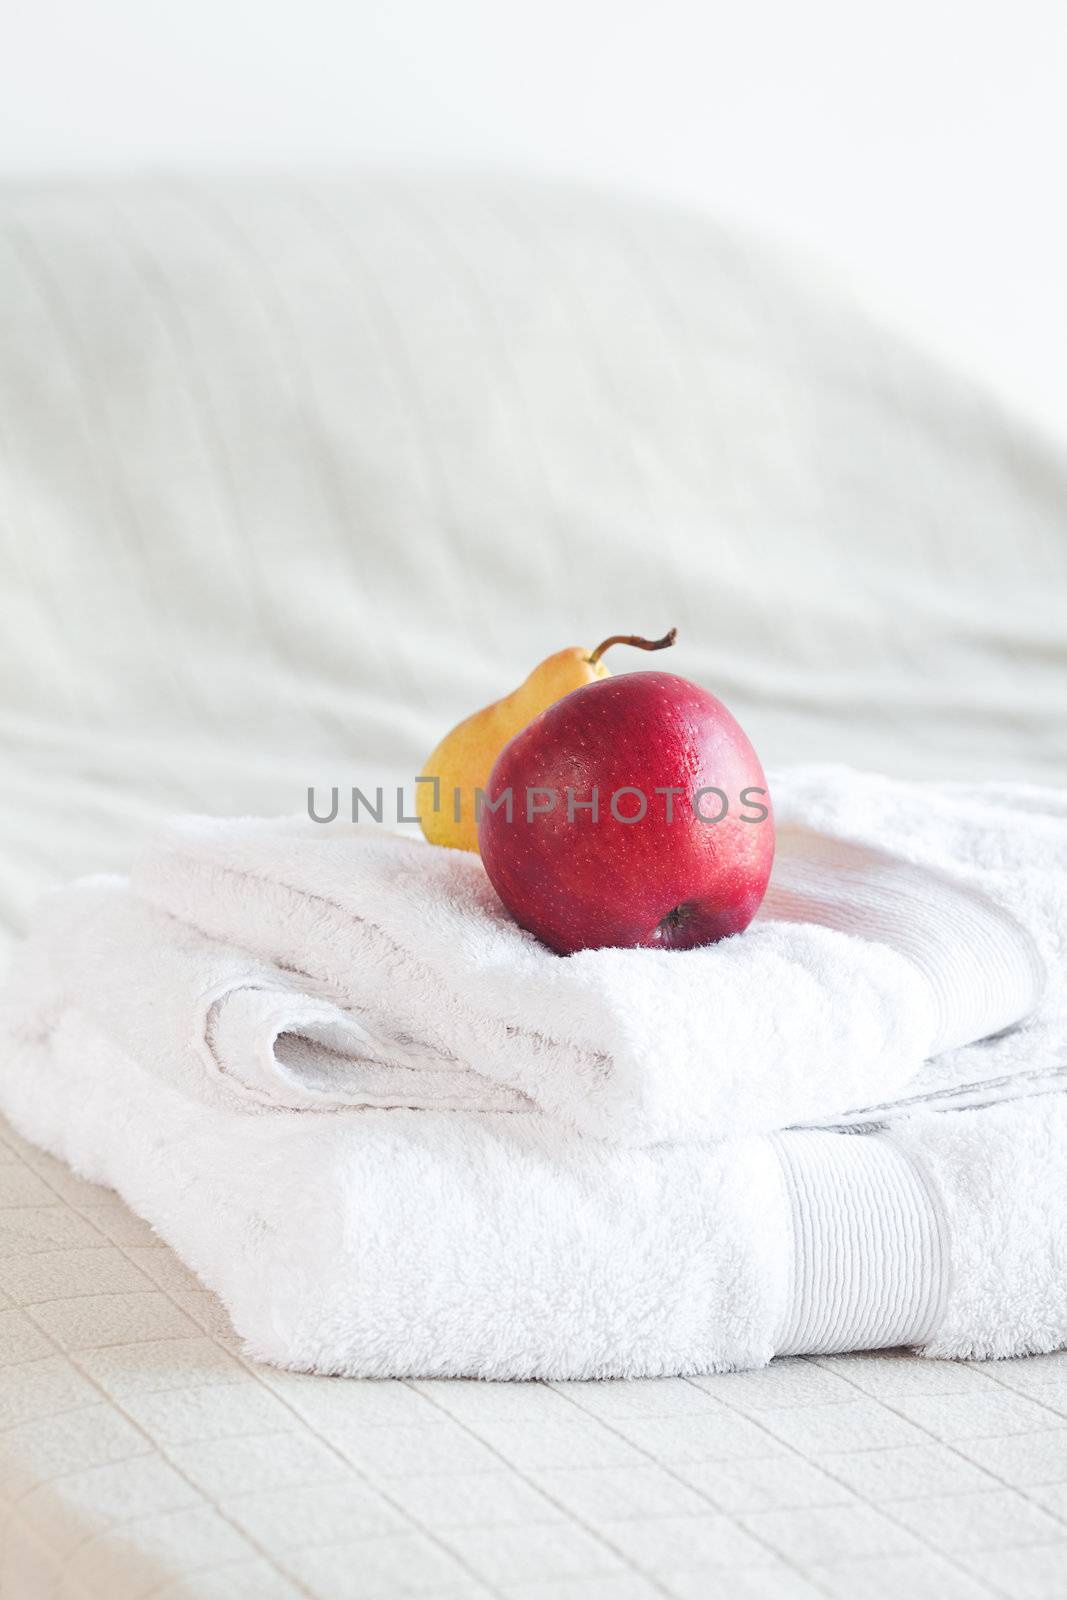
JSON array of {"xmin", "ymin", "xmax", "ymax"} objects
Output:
[{"xmin": 587, "ymin": 627, "xmax": 678, "ymax": 667}]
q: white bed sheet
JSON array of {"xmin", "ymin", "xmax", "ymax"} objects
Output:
[{"xmin": 2, "ymin": 173, "xmax": 1066, "ymax": 945}]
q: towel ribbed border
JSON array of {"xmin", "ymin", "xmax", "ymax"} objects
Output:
[{"xmin": 773, "ymin": 1129, "xmax": 949, "ymax": 1355}]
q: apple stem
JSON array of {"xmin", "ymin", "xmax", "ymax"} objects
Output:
[{"xmin": 587, "ymin": 627, "xmax": 678, "ymax": 667}]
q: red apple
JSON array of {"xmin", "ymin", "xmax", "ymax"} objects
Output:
[{"xmin": 477, "ymin": 671, "xmax": 774, "ymax": 954}]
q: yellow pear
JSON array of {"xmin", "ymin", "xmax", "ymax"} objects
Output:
[{"xmin": 417, "ymin": 629, "xmax": 677, "ymax": 852}]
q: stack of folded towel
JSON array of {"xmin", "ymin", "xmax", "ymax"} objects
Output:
[{"xmin": 1, "ymin": 766, "xmax": 1065, "ymax": 1378}]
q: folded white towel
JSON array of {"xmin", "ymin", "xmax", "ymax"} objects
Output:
[
  {"xmin": 2, "ymin": 1000, "xmax": 1065, "ymax": 1376},
  {"xmin": 107, "ymin": 766, "xmax": 1054, "ymax": 1143},
  {"xmin": 10, "ymin": 767, "xmax": 1058, "ymax": 1147},
  {"xmin": 2, "ymin": 765, "xmax": 1066, "ymax": 1377}
]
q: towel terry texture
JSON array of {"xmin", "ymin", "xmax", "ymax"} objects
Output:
[{"xmin": 1, "ymin": 765, "xmax": 1065, "ymax": 1377}]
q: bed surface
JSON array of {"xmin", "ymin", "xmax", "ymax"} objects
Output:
[{"xmin": 2, "ymin": 174, "xmax": 1066, "ymax": 1594}]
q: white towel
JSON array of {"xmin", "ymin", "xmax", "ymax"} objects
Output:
[
  {"xmin": 1, "ymin": 1005, "xmax": 1065, "ymax": 1376},
  {"xmin": 9, "ymin": 767, "xmax": 1063, "ymax": 1146},
  {"xmin": 1, "ymin": 765, "xmax": 1066, "ymax": 1376},
  {"xmin": 108, "ymin": 766, "xmax": 1059, "ymax": 1143}
]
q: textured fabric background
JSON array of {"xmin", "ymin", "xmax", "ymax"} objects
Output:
[{"xmin": 2, "ymin": 175, "xmax": 1066, "ymax": 953}]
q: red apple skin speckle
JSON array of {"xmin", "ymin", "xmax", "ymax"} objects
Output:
[{"xmin": 477, "ymin": 671, "xmax": 774, "ymax": 955}]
